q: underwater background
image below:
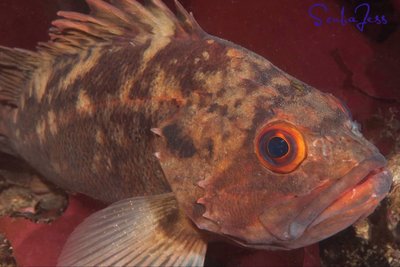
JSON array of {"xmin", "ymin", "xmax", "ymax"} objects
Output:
[{"xmin": 0, "ymin": 0, "xmax": 398, "ymax": 266}]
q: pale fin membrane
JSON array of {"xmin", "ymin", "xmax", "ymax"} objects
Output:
[
  {"xmin": 0, "ymin": 0, "xmax": 205, "ymax": 107},
  {"xmin": 57, "ymin": 193, "xmax": 207, "ymax": 267},
  {"xmin": 40, "ymin": 0, "xmax": 205, "ymax": 55},
  {"xmin": 0, "ymin": 47, "xmax": 38, "ymax": 107}
]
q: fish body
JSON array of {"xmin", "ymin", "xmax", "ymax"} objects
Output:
[{"xmin": 0, "ymin": 0, "xmax": 392, "ymax": 266}]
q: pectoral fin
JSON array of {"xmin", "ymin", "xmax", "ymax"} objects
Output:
[{"xmin": 57, "ymin": 193, "xmax": 207, "ymax": 267}]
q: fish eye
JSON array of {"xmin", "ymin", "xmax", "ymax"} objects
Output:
[
  {"xmin": 255, "ymin": 121, "xmax": 307, "ymax": 173},
  {"xmin": 267, "ymin": 136, "xmax": 289, "ymax": 158}
]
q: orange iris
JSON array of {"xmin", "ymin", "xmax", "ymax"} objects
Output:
[{"xmin": 255, "ymin": 121, "xmax": 307, "ymax": 173}]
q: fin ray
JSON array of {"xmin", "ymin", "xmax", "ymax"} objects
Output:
[
  {"xmin": 41, "ymin": 0, "xmax": 205, "ymax": 55},
  {"xmin": 0, "ymin": 47, "xmax": 39, "ymax": 107},
  {"xmin": 64, "ymin": 203, "xmax": 168, "ymax": 243},
  {"xmin": 58, "ymin": 193, "xmax": 207, "ymax": 267}
]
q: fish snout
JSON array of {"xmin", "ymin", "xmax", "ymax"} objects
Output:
[
  {"xmin": 339, "ymin": 129, "xmax": 383, "ymax": 164},
  {"xmin": 258, "ymin": 154, "xmax": 391, "ymax": 248}
]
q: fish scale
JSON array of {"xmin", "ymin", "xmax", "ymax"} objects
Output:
[{"xmin": 0, "ymin": 0, "xmax": 392, "ymax": 266}]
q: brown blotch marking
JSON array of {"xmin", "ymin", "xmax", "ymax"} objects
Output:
[
  {"xmin": 207, "ymin": 138, "xmax": 214, "ymax": 158},
  {"xmin": 150, "ymin": 68, "xmax": 182, "ymax": 101},
  {"xmin": 216, "ymin": 87, "xmax": 226, "ymax": 98},
  {"xmin": 68, "ymin": 43, "xmax": 148, "ymax": 103},
  {"xmin": 59, "ymin": 49, "xmax": 102, "ymax": 91},
  {"xmin": 47, "ymin": 110, "xmax": 58, "ymax": 135},
  {"xmin": 270, "ymin": 95, "xmax": 285, "ymax": 110},
  {"xmin": 247, "ymin": 104, "xmax": 276, "ymax": 141},
  {"xmin": 45, "ymin": 54, "xmax": 79, "ymax": 104},
  {"xmin": 76, "ymin": 90, "xmax": 94, "ymax": 115},
  {"xmin": 234, "ymin": 99, "xmax": 242, "ymax": 108},
  {"xmin": 290, "ymin": 80, "xmax": 312, "ymax": 96},
  {"xmin": 145, "ymin": 39, "xmax": 229, "ymax": 98},
  {"xmin": 155, "ymin": 202, "xmax": 180, "ymax": 233},
  {"xmin": 241, "ymin": 78, "xmax": 261, "ymax": 94},
  {"xmin": 192, "ymin": 203, "xmax": 206, "ymax": 219},
  {"xmin": 86, "ymin": 46, "xmax": 136, "ymax": 99},
  {"xmin": 318, "ymin": 111, "xmax": 347, "ymax": 133},
  {"xmin": 193, "ymin": 70, "xmax": 224, "ymax": 94},
  {"xmin": 191, "ymin": 91, "xmax": 213, "ymax": 108},
  {"xmin": 235, "ymin": 56, "xmax": 278, "ymax": 88},
  {"xmin": 162, "ymin": 123, "xmax": 197, "ymax": 158},
  {"xmin": 275, "ymin": 85, "xmax": 295, "ymax": 97},
  {"xmin": 207, "ymin": 103, "xmax": 228, "ymax": 116},
  {"xmin": 222, "ymin": 131, "xmax": 231, "ymax": 141},
  {"xmin": 115, "ymin": 43, "xmax": 188, "ymax": 118}
]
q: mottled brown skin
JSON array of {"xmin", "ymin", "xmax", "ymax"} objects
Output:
[
  {"xmin": 3, "ymin": 44, "xmax": 173, "ymax": 203},
  {"xmin": 0, "ymin": 0, "xmax": 392, "ymax": 250},
  {"xmin": 4, "ymin": 37, "xmax": 244, "ymax": 203},
  {"xmin": 150, "ymin": 39, "xmax": 391, "ymax": 248}
]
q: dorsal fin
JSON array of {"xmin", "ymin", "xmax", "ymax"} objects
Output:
[
  {"xmin": 0, "ymin": 1, "xmax": 203, "ymax": 108},
  {"xmin": 39, "ymin": 0, "xmax": 205, "ymax": 55},
  {"xmin": 0, "ymin": 47, "xmax": 39, "ymax": 107}
]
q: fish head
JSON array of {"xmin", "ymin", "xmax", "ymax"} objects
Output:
[
  {"xmin": 232, "ymin": 95, "xmax": 391, "ymax": 249},
  {"xmin": 153, "ymin": 43, "xmax": 392, "ymax": 249}
]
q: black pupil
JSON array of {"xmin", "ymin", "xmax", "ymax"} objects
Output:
[{"xmin": 267, "ymin": 137, "xmax": 289, "ymax": 158}]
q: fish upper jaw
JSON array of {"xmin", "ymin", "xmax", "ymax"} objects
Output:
[{"xmin": 258, "ymin": 153, "xmax": 391, "ymax": 248}]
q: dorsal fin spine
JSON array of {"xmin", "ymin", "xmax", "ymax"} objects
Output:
[
  {"xmin": 0, "ymin": 47, "xmax": 39, "ymax": 107},
  {"xmin": 174, "ymin": 0, "xmax": 205, "ymax": 36},
  {"xmin": 0, "ymin": 0, "xmax": 206, "ymax": 108},
  {"xmin": 39, "ymin": 0, "xmax": 205, "ymax": 55}
]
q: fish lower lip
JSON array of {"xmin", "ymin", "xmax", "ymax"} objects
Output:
[
  {"xmin": 308, "ymin": 166, "xmax": 391, "ymax": 229},
  {"xmin": 287, "ymin": 155, "xmax": 389, "ymax": 240}
]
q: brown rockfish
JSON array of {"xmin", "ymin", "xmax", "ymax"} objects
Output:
[{"xmin": 0, "ymin": 0, "xmax": 392, "ymax": 266}]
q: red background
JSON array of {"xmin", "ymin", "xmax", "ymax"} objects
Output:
[{"xmin": 0, "ymin": 0, "xmax": 399, "ymax": 266}]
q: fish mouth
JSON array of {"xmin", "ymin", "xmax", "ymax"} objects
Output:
[
  {"xmin": 296, "ymin": 164, "xmax": 391, "ymax": 246},
  {"xmin": 308, "ymin": 166, "xmax": 389, "ymax": 228},
  {"xmin": 257, "ymin": 154, "xmax": 392, "ymax": 249}
]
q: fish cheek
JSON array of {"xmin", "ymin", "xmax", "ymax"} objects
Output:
[
  {"xmin": 152, "ymin": 120, "xmax": 214, "ymax": 224},
  {"xmin": 196, "ymin": 152, "xmax": 288, "ymax": 242}
]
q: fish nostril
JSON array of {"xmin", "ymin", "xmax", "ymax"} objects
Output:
[{"xmin": 312, "ymin": 138, "xmax": 332, "ymax": 159}]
